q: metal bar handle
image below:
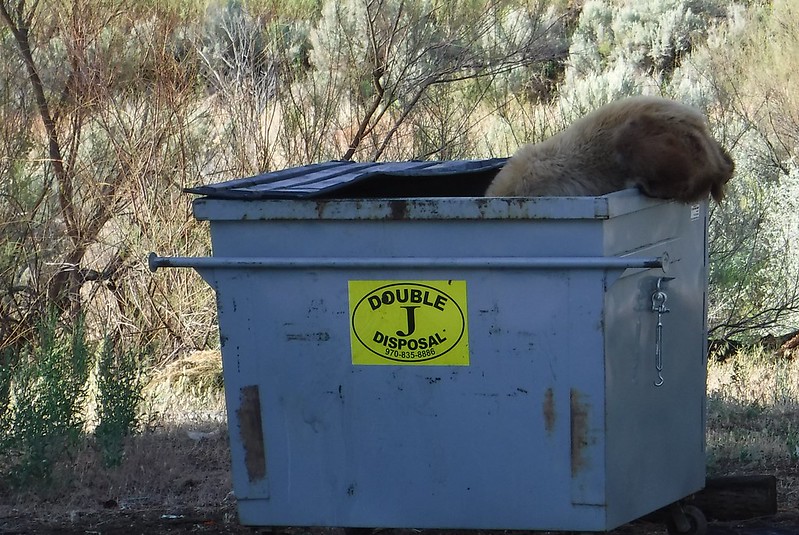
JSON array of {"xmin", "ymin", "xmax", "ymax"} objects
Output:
[{"xmin": 148, "ymin": 252, "xmax": 667, "ymax": 272}]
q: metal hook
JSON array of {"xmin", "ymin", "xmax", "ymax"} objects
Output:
[
  {"xmin": 651, "ymin": 277, "xmax": 674, "ymax": 313},
  {"xmin": 654, "ymin": 367, "xmax": 664, "ymax": 387}
]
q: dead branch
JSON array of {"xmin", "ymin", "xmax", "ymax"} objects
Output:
[{"xmin": 0, "ymin": 1, "xmax": 78, "ymax": 244}]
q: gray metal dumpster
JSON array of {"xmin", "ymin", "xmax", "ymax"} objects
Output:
[{"xmin": 150, "ymin": 159, "xmax": 708, "ymax": 532}]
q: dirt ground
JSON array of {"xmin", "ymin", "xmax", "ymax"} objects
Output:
[
  {"xmin": 1, "ymin": 426, "xmax": 798, "ymax": 535},
  {"xmin": 2, "ymin": 472, "xmax": 798, "ymax": 535},
  {"xmin": 2, "ymin": 507, "xmax": 799, "ymax": 535}
]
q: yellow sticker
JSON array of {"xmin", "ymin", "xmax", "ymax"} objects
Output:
[{"xmin": 349, "ymin": 280, "xmax": 469, "ymax": 365}]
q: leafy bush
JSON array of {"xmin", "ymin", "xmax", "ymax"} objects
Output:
[
  {"xmin": 0, "ymin": 314, "xmax": 92, "ymax": 486},
  {"xmin": 94, "ymin": 338, "xmax": 146, "ymax": 467},
  {"xmin": 0, "ymin": 316, "xmax": 150, "ymax": 485},
  {"xmin": 561, "ymin": 0, "xmax": 730, "ymax": 112},
  {"xmin": 668, "ymin": 0, "xmax": 799, "ymax": 339}
]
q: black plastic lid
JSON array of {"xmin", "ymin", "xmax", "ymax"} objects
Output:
[{"xmin": 185, "ymin": 158, "xmax": 507, "ymax": 200}]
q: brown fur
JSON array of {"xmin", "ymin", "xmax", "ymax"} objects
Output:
[{"xmin": 485, "ymin": 96, "xmax": 734, "ymax": 203}]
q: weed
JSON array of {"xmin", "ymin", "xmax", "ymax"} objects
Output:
[
  {"xmin": 94, "ymin": 337, "xmax": 147, "ymax": 467},
  {"xmin": 0, "ymin": 314, "xmax": 93, "ymax": 486},
  {"xmin": 0, "ymin": 316, "xmax": 153, "ymax": 484}
]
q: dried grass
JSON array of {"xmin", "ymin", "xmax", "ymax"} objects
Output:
[
  {"xmin": 706, "ymin": 347, "xmax": 799, "ymax": 509},
  {"xmin": 143, "ymin": 350, "xmax": 227, "ymax": 425}
]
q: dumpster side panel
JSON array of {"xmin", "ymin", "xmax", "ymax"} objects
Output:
[{"xmin": 604, "ymin": 201, "xmax": 707, "ymax": 527}]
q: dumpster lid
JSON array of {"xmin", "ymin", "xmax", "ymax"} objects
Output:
[{"xmin": 185, "ymin": 159, "xmax": 507, "ymax": 200}]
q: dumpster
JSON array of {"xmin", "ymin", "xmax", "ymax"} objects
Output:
[{"xmin": 149, "ymin": 159, "xmax": 708, "ymax": 532}]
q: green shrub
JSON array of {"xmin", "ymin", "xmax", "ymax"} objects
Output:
[
  {"xmin": 0, "ymin": 314, "xmax": 92, "ymax": 486},
  {"xmin": 0, "ymin": 314, "xmax": 150, "ymax": 483},
  {"xmin": 94, "ymin": 338, "xmax": 146, "ymax": 467}
]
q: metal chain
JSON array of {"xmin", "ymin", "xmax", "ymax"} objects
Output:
[{"xmin": 651, "ymin": 278, "xmax": 671, "ymax": 387}]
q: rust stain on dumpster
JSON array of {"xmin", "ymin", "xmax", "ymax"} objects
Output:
[
  {"xmin": 238, "ymin": 385, "xmax": 266, "ymax": 482},
  {"xmin": 570, "ymin": 389, "xmax": 589, "ymax": 477},
  {"xmin": 389, "ymin": 200, "xmax": 409, "ymax": 220},
  {"xmin": 543, "ymin": 387, "xmax": 556, "ymax": 434}
]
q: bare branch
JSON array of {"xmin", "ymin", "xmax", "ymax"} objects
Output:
[{"xmin": 0, "ymin": 1, "xmax": 78, "ymax": 244}]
